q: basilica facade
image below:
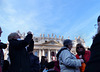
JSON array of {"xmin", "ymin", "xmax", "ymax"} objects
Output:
[{"xmin": 4, "ymin": 31, "xmax": 88, "ymax": 62}]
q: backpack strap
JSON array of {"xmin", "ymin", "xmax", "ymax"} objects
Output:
[{"xmin": 56, "ymin": 48, "xmax": 67, "ymax": 60}]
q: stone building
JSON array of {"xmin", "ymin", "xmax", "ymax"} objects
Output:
[{"xmin": 4, "ymin": 31, "xmax": 87, "ymax": 62}]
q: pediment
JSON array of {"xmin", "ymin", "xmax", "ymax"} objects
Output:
[{"xmin": 41, "ymin": 40, "xmax": 62, "ymax": 46}]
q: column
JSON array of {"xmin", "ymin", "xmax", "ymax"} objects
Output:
[
  {"xmin": 56, "ymin": 50, "xmax": 58, "ymax": 54},
  {"xmin": 48, "ymin": 49, "xmax": 51, "ymax": 62},
  {"xmin": 39, "ymin": 49, "xmax": 41, "ymax": 62},
  {"xmin": 42, "ymin": 49, "xmax": 45, "ymax": 56}
]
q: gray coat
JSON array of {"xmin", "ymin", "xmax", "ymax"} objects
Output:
[{"xmin": 58, "ymin": 47, "xmax": 81, "ymax": 72}]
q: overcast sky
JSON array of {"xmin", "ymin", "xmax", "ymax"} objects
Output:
[{"xmin": 0, "ymin": 0, "xmax": 100, "ymax": 47}]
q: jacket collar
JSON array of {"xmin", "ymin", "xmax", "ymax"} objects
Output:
[{"xmin": 62, "ymin": 46, "xmax": 70, "ymax": 51}]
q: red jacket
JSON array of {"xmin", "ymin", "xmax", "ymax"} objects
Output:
[
  {"xmin": 76, "ymin": 51, "xmax": 91, "ymax": 72},
  {"xmin": 54, "ymin": 61, "xmax": 60, "ymax": 72},
  {"xmin": 76, "ymin": 50, "xmax": 91, "ymax": 63}
]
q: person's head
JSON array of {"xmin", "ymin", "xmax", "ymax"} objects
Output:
[
  {"xmin": 51, "ymin": 52, "xmax": 55, "ymax": 56},
  {"xmin": 87, "ymin": 48, "xmax": 90, "ymax": 51},
  {"xmin": 76, "ymin": 43, "xmax": 85, "ymax": 55},
  {"xmin": 41, "ymin": 56, "xmax": 48, "ymax": 63},
  {"xmin": 97, "ymin": 15, "xmax": 100, "ymax": 22},
  {"xmin": 0, "ymin": 27, "xmax": 3, "ymax": 37},
  {"xmin": 63, "ymin": 39, "xmax": 72, "ymax": 50},
  {"xmin": 46, "ymin": 61, "xmax": 55, "ymax": 70},
  {"xmin": 8, "ymin": 32, "xmax": 20, "ymax": 41},
  {"xmin": 97, "ymin": 16, "xmax": 100, "ymax": 34}
]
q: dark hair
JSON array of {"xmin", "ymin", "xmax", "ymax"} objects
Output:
[
  {"xmin": 63, "ymin": 39, "xmax": 72, "ymax": 47},
  {"xmin": 87, "ymin": 48, "xmax": 90, "ymax": 50},
  {"xmin": 41, "ymin": 56, "xmax": 46, "ymax": 60},
  {"xmin": 46, "ymin": 61, "xmax": 55, "ymax": 69},
  {"xmin": 76, "ymin": 43, "xmax": 85, "ymax": 55},
  {"xmin": 41, "ymin": 56, "xmax": 47, "ymax": 64},
  {"xmin": 97, "ymin": 15, "xmax": 100, "ymax": 22}
]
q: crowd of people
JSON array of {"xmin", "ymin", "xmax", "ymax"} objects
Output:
[{"xmin": 0, "ymin": 15, "xmax": 100, "ymax": 72}]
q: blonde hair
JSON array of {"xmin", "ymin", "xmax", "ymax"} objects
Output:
[{"xmin": 8, "ymin": 32, "xmax": 19, "ymax": 41}]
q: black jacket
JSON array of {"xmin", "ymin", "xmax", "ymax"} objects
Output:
[
  {"xmin": 29, "ymin": 53, "xmax": 40, "ymax": 72},
  {"xmin": 0, "ymin": 42, "xmax": 7, "ymax": 49},
  {"xmin": 27, "ymin": 39, "xmax": 40, "ymax": 72},
  {"xmin": 85, "ymin": 34, "xmax": 100, "ymax": 72},
  {"xmin": 8, "ymin": 34, "xmax": 32, "ymax": 72},
  {"xmin": 0, "ymin": 42, "xmax": 7, "ymax": 67}
]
